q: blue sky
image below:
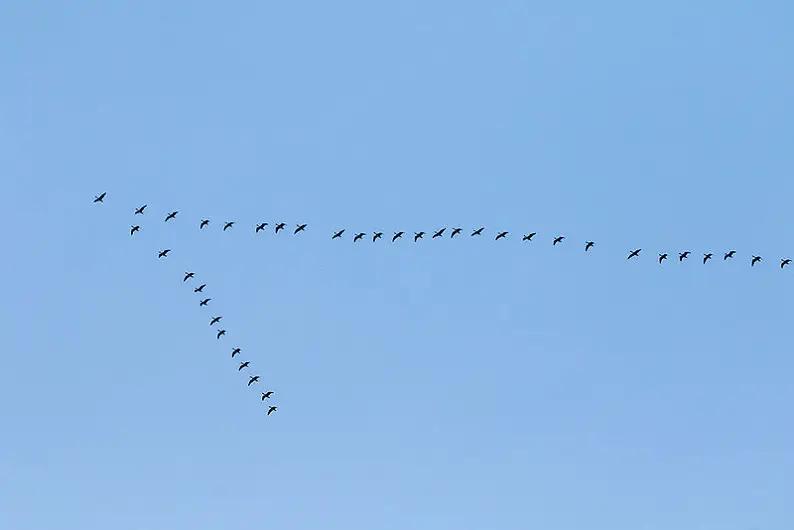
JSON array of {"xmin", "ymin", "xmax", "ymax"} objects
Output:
[{"xmin": 2, "ymin": 2, "xmax": 793, "ymax": 529}]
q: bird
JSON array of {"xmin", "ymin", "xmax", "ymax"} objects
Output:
[
  {"xmin": 256, "ymin": 222, "xmax": 268, "ymax": 233},
  {"xmin": 627, "ymin": 249, "xmax": 641, "ymax": 259},
  {"xmin": 353, "ymin": 232, "xmax": 366, "ymax": 242},
  {"xmin": 522, "ymin": 232, "xmax": 536, "ymax": 242},
  {"xmin": 332, "ymin": 229, "xmax": 345, "ymax": 239},
  {"xmin": 451, "ymin": 228, "xmax": 462, "ymax": 238},
  {"xmin": 392, "ymin": 231, "xmax": 404, "ymax": 242},
  {"xmin": 373, "ymin": 232, "xmax": 383, "ymax": 242},
  {"xmin": 248, "ymin": 375, "xmax": 260, "ymax": 386},
  {"xmin": 275, "ymin": 222, "xmax": 286, "ymax": 233},
  {"xmin": 433, "ymin": 228, "xmax": 446, "ymax": 239},
  {"xmin": 130, "ymin": 225, "xmax": 141, "ymax": 236},
  {"xmin": 495, "ymin": 231, "xmax": 509, "ymax": 240},
  {"xmin": 659, "ymin": 253, "xmax": 668, "ymax": 264},
  {"xmin": 193, "ymin": 284, "xmax": 207, "ymax": 293},
  {"xmin": 216, "ymin": 329, "xmax": 226, "ymax": 339},
  {"xmin": 93, "ymin": 192, "xmax": 107, "ymax": 203},
  {"xmin": 724, "ymin": 250, "xmax": 736, "ymax": 260},
  {"xmin": 703, "ymin": 253, "xmax": 713, "ymax": 264},
  {"xmin": 471, "ymin": 227, "xmax": 485, "ymax": 237},
  {"xmin": 782, "ymin": 259, "xmax": 791, "ymax": 269},
  {"xmin": 238, "ymin": 361, "xmax": 250, "ymax": 371},
  {"xmin": 164, "ymin": 211, "xmax": 178, "ymax": 222},
  {"xmin": 751, "ymin": 255, "xmax": 762, "ymax": 267},
  {"xmin": 199, "ymin": 298, "xmax": 211, "ymax": 306},
  {"xmin": 210, "ymin": 316, "xmax": 222, "ymax": 326},
  {"xmin": 158, "ymin": 249, "xmax": 171, "ymax": 258},
  {"xmin": 134, "ymin": 204, "xmax": 147, "ymax": 215},
  {"xmin": 267, "ymin": 406, "xmax": 277, "ymax": 416},
  {"xmin": 294, "ymin": 223, "xmax": 308, "ymax": 234},
  {"xmin": 261, "ymin": 391, "xmax": 274, "ymax": 400},
  {"xmin": 200, "ymin": 219, "xmax": 210, "ymax": 229},
  {"xmin": 585, "ymin": 241, "xmax": 595, "ymax": 251},
  {"xmin": 231, "ymin": 347, "xmax": 241, "ymax": 358},
  {"xmin": 414, "ymin": 231, "xmax": 425, "ymax": 242},
  {"xmin": 223, "ymin": 221, "xmax": 234, "ymax": 231},
  {"xmin": 679, "ymin": 251, "xmax": 691, "ymax": 262},
  {"xmin": 553, "ymin": 236, "xmax": 565, "ymax": 246},
  {"xmin": 183, "ymin": 272, "xmax": 195, "ymax": 282}
]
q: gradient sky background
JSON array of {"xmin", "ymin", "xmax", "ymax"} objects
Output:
[{"xmin": 2, "ymin": 2, "xmax": 793, "ymax": 529}]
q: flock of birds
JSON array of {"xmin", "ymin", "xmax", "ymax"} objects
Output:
[{"xmin": 94, "ymin": 192, "xmax": 277, "ymax": 417}]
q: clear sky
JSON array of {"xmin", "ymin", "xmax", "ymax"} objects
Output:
[{"xmin": 2, "ymin": 2, "xmax": 793, "ymax": 529}]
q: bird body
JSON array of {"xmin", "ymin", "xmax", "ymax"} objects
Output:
[
  {"xmin": 752, "ymin": 256, "xmax": 762, "ymax": 267},
  {"xmin": 627, "ymin": 249, "xmax": 641, "ymax": 259},
  {"xmin": 210, "ymin": 316, "xmax": 222, "ymax": 326},
  {"xmin": 256, "ymin": 222, "xmax": 268, "ymax": 233},
  {"xmin": 495, "ymin": 231, "xmax": 508, "ymax": 240},
  {"xmin": 679, "ymin": 251, "xmax": 691, "ymax": 262},
  {"xmin": 200, "ymin": 219, "xmax": 210, "ymax": 229},
  {"xmin": 165, "ymin": 211, "xmax": 178, "ymax": 222},
  {"xmin": 199, "ymin": 298, "xmax": 211, "ymax": 306},
  {"xmin": 471, "ymin": 227, "xmax": 485, "ymax": 237},
  {"xmin": 294, "ymin": 223, "xmax": 307, "ymax": 234},
  {"xmin": 724, "ymin": 250, "xmax": 736, "ymax": 260},
  {"xmin": 332, "ymin": 229, "xmax": 345, "ymax": 239},
  {"xmin": 275, "ymin": 222, "xmax": 286, "ymax": 233},
  {"xmin": 184, "ymin": 272, "xmax": 195, "ymax": 282},
  {"xmin": 522, "ymin": 232, "xmax": 536, "ymax": 242},
  {"xmin": 261, "ymin": 391, "xmax": 274, "ymax": 400},
  {"xmin": 216, "ymin": 329, "xmax": 226, "ymax": 339},
  {"xmin": 194, "ymin": 284, "xmax": 206, "ymax": 293},
  {"xmin": 392, "ymin": 231, "xmax": 404, "ymax": 242},
  {"xmin": 130, "ymin": 225, "xmax": 141, "ymax": 236},
  {"xmin": 353, "ymin": 232, "xmax": 365, "ymax": 242},
  {"xmin": 553, "ymin": 236, "xmax": 565, "ymax": 245},
  {"xmin": 451, "ymin": 228, "xmax": 462, "ymax": 238},
  {"xmin": 782, "ymin": 259, "xmax": 791, "ymax": 269},
  {"xmin": 267, "ymin": 406, "xmax": 277, "ymax": 416},
  {"xmin": 231, "ymin": 347, "xmax": 241, "ymax": 358},
  {"xmin": 248, "ymin": 375, "xmax": 260, "ymax": 386},
  {"xmin": 223, "ymin": 221, "xmax": 235, "ymax": 231},
  {"xmin": 93, "ymin": 192, "xmax": 107, "ymax": 203},
  {"xmin": 414, "ymin": 232, "xmax": 425, "ymax": 242},
  {"xmin": 238, "ymin": 361, "xmax": 250, "ymax": 371},
  {"xmin": 134, "ymin": 204, "xmax": 147, "ymax": 215},
  {"xmin": 158, "ymin": 249, "xmax": 171, "ymax": 258},
  {"xmin": 585, "ymin": 241, "xmax": 595, "ymax": 251},
  {"xmin": 659, "ymin": 253, "xmax": 668, "ymax": 264},
  {"xmin": 373, "ymin": 232, "xmax": 383, "ymax": 241},
  {"xmin": 703, "ymin": 253, "xmax": 713, "ymax": 264},
  {"xmin": 433, "ymin": 228, "xmax": 446, "ymax": 239}
]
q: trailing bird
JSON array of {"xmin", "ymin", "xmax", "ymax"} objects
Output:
[
  {"xmin": 659, "ymin": 253, "xmax": 668, "ymax": 264},
  {"xmin": 451, "ymin": 228, "xmax": 462, "ymax": 238},
  {"xmin": 332, "ymin": 229, "xmax": 345, "ymax": 239},
  {"xmin": 585, "ymin": 241, "xmax": 595, "ymax": 251},
  {"xmin": 679, "ymin": 251, "xmax": 690, "ymax": 262},
  {"xmin": 134, "ymin": 204, "xmax": 147, "ymax": 215},
  {"xmin": 275, "ymin": 222, "xmax": 286, "ymax": 233},
  {"xmin": 782, "ymin": 259, "xmax": 791, "ymax": 269},
  {"xmin": 414, "ymin": 231, "xmax": 425, "ymax": 242},
  {"xmin": 93, "ymin": 192, "xmax": 107, "ymax": 203},
  {"xmin": 238, "ymin": 361, "xmax": 250, "ymax": 371},
  {"xmin": 158, "ymin": 249, "xmax": 171, "ymax": 258},
  {"xmin": 194, "ymin": 284, "xmax": 207, "ymax": 293},
  {"xmin": 248, "ymin": 375, "xmax": 260, "ymax": 386},
  {"xmin": 256, "ymin": 222, "xmax": 268, "ymax": 233},
  {"xmin": 522, "ymin": 232, "xmax": 536, "ymax": 242},
  {"xmin": 200, "ymin": 219, "xmax": 210, "ymax": 229},
  {"xmin": 471, "ymin": 227, "xmax": 485, "ymax": 237},
  {"xmin": 184, "ymin": 272, "xmax": 195, "ymax": 282},
  {"xmin": 231, "ymin": 347, "xmax": 241, "ymax": 358},
  {"xmin": 216, "ymin": 329, "xmax": 226, "ymax": 339},
  {"xmin": 703, "ymin": 253, "xmax": 713, "ymax": 264},
  {"xmin": 164, "ymin": 211, "xmax": 178, "ymax": 222},
  {"xmin": 199, "ymin": 298, "xmax": 211, "ymax": 306},
  {"xmin": 752, "ymin": 256, "xmax": 763, "ymax": 267},
  {"xmin": 373, "ymin": 232, "xmax": 383, "ymax": 242},
  {"xmin": 392, "ymin": 231, "xmax": 404, "ymax": 242},
  {"xmin": 294, "ymin": 223, "xmax": 307, "ymax": 234},
  {"xmin": 627, "ymin": 249, "xmax": 641, "ymax": 259},
  {"xmin": 495, "ymin": 231, "xmax": 509, "ymax": 240},
  {"xmin": 223, "ymin": 221, "xmax": 235, "ymax": 231},
  {"xmin": 553, "ymin": 236, "xmax": 565, "ymax": 246},
  {"xmin": 210, "ymin": 316, "xmax": 222, "ymax": 326},
  {"xmin": 261, "ymin": 391, "xmax": 274, "ymax": 400},
  {"xmin": 267, "ymin": 406, "xmax": 277, "ymax": 416},
  {"xmin": 353, "ymin": 232, "xmax": 366, "ymax": 242},
  {"xmin": 433, "ymin": 228, "xmax": 446, "ymax": 239},
  {"xmin": 130, "ymin": 225, "xmax": 141, "ymax": 236},
  {"xmin": 724, "ymin": 250, "xmax": 736, "ymax": 260}
]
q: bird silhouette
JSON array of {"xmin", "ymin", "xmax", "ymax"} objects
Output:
[
  {"xmin": 130, "ymin": 225, "xmax": 141, "ymax": 236},
  {"xmin": 134, "ymin": 204, "xmax": 147, "ymax": 215},
  {"xmin": 522, "ymin": 232, "xmax": 536, "ymax": 242},
  {"xmin": 223, "ymin": 221, "xmax": 235, "ymax": 231},
  {"xmin": 210, "ymin": 316, "xmax": 222, "ymax": 326},
  {"xmin": 585, "ymin": 241, "xmax": 595, "ymax": 251},
  {"xmin": 414, "ymin": 231, "xmax": 425, "ymax": 242},
  {"xmin": 495, "ymin": 231, "xmax": 509, "ymax": 240},
  {"xmin": 553, "ymin": 236, "xmax": 565, "ymax": 246},
  {"xmin": 627, "ymin": 249, "xmax": 641, "ymax": 259},
  {"xmin": 248, "ymin": 375, "xmax": 260, "ymax": 386},
  {"xmin": 752, "ymin": 256, "xmax": 763, "ymax": 267},
  {"xmin": 373, "ymin": 232, "xmax": 383, "ymax": 242},
  {"xmin": 200, "ymin": 219, "xmax": 210, "ymax": 229},
  {"xmin": 294, "ymin": 224, "xmax": 307, "ymax": 234},
  {"xmin": 158, "ymin": 249, "xmax": 171, "ymax": 258},
  {"xmin": 261, "ymin": 391, "xmax": 274, "ymax": 400},
  {"xmin": 659, "ymin": 253, "xmax": 668, "ymax": 264},
  {"xmin": 193, "ymin": 284, "xmax": 207, "ymax": 293},
  {"xmin": 231, "ymin": 347, "xmax": 241, "ymax": 358},
  {"xmin": 724, "ymin": 250, "xmax": 736, "ymax": 260},
  {"xmin": 353, "ymin": 232, "xmax": 366, "ymax": 242},
  {"xmin": 267, "ymin": 405, "xmax": 277, "ymax": 416},
  {"xmin": 183, "ymin": 272, "xmax": 195, "ymax": 282},
  {"xmin": 216, "ymin": 329, "xmax": 226, "ymax": 339},
  {"xmin": 332, "ymin": 229, "xmax": 345, "ymax": 239},
  {"xmin": 275, "ymin": 222, "xmax": 286, "ymax": 233},
  {"xmin": 238, "ymin": 361, "xmax": 250, "ymax": 371},
  {"xmin": 703, "ymin": 253, "xmax": 713, "ymax": 264},
  {"xmin": 256, "ymin": 222, "xmax": 268, "ymax": 233},
  {"xmin": 164, "ymin": 211, "xmax": 178, "ymax": 222},
  {"xmin": 392, "ymin": 231, "xmax": 404, "ymax": 242},
  {"xmin": 433, "ymin": 228, "xmax": 446, "ymax": 239},
  {"xmin": 471, "ymin": 227, "xmax": 485, "ymax": 237},
  {"xmin": 93, "ymin": 192, "xmax": 107, "ymax": 203},
  {"xmin": 199, "ymin": 298, "xmax": 211, "ymax": 306},
  {"xmin": 781, "ymin": 259, "xmax": 791, "ymax": 269},
  {"xmin": 679, "ymin": 251, "xmax": 690, "ymax": 262},
  {"xmin": 451, "ymin": 228, "xmax": 462, "ymax": 238}
]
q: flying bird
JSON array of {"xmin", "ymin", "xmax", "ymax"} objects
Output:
[
  {"xmin": 433, "ymin": 228, "xmax": 446, "ymax": 239},
  {"xmin": 231, "ymin": 347, "xmax": 241, "ymax": 358},
  {"xmin": 93, "ymin": 192, "xmax": 107, "ymax": 203},
  {"xmin": 353, "ymin": 232, "xmax": 366, "ymax": 242},
  {"xmin": 782, "ymin": 259, "xmax": 791, "ymax": 269},
  {"xmin": 158, "ymin": 249, "xmax": 171, "ymax": 258},
  {"xmin": 248, "ymin": 375, "xmax": 260, "ymax": 386},
  {"xmin": 193, "ymin": 284, "xmax": 207, "ymax": 293},
  {"xmin": 199, "ymin": 298, "xmax": 211, "ymax": 306},
  {"xmin": 373, "ymin": 232, "xmax": 383, "ymax": 242},
  {"xmin": 585, "ymin": 241, "xmax": 595, "ymax": 251},
  {"xmin": 134, "ymin": 204, "xmax": 147, "ymax": 215},
  {"xmin": 223, "ymin": 221, "xmax": 235, "ymax": 231},
  {"xmin": 130, "ymin": 225, "xmax": 140, "ymax": 236},
  {"xmin": 210, "ymin": 316, "xmax": 222, "ymax": 326},
  {"xmin": 471, "ymin": 227, "xmax": 485, "ymax": 237},
  {"xmin": 724, "ymin": 250, "xmax": 736, "ymax": 260},
  {"xmin": 261, "ymin": 391, "xmax": 274, "ymax": 400},
  {"xmin": 703, "ymin": 253, "xmax": 713, "ymax": 264},
  {"xmin": 216, "ymin": 329, "xmax": 226, "ymax": 339},
  {"xmin": 275, "ymin": 222, "xmax": 286, "ymax": 233},
  {"xmin": 522, "ymin": 232, "xmax": 536, "ymax": 242},
  {"xmin": 751, "ymin": 256, "xmax": 762, "ymax": 267},
  {"xmin": 267, "ymin": 406, "xmax": 277, "ymax": 416},
  {"xmin": 238, "ymin": 361, "xmax": 250, "ymax": 371},
  {"xmin": 495, "ymin": 231, "xmax": 509, "ymax": 240},
  {"xmin": 294, "ymin": 223, "xmax": 307, "ymax": 234},
  {"xmin": 184, "ymin": 272, "xmax": 195, "ymax": 282},
  {"xmin": 392, "ymin": 231, "xmax": 404, "ymax": 242},
  {"xmin": 679, "ymin": 251, "xmax": 691, "ymax": 262},
  {"xmin": 256, "ymin": 222, "xmax": 268, "ymax": 233},
  {"xmin": 451, "ymin": 228, "xmax": 462, "ymax": 238},
  {"xmin": 627, "ymin": 249, "xmax": 641, "ymax": 259},
  {"xmin": 164, "ymin": 211, "xmax": 178, "ymax": 222},
  {"xmin": 414, "ymin": 231, "xmax": 425, "ymax": 242},
  {"xmin": 659, "ymin": 253, "xmax": 668, "ymax": 264},
  {"xmin": 200, "ymin": 219, "xmax": 210, "ymax": 229},
  {"xmin": 553, "ymin": 236, "xmax": 565, "ymax": 246},
  {"xmin": 332, "ymin": 229, "xmax": 345, "ymax": 239}
]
